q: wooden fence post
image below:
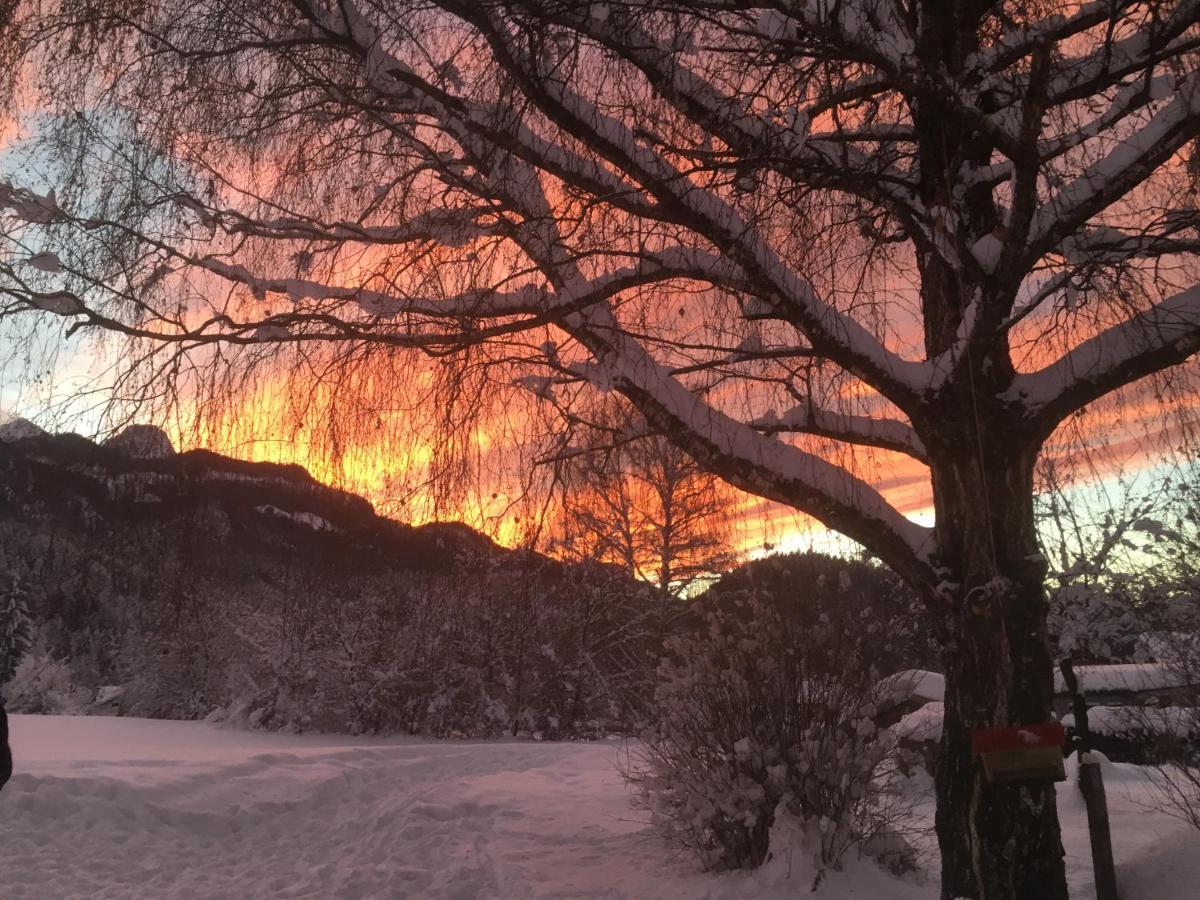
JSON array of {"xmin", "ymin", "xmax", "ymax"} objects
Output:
[{"xmin": 1062, "ymin": 659, "xmax": 1119, "ymax": 900}]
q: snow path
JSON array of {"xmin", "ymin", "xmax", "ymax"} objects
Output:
[{"xmin": 0, "ymin": 716, "xmax": 929, "ymax": 899}]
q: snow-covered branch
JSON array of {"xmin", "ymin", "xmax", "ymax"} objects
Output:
[
  {"xmin": 1039, "ymin": 0, "xmax": 1200, "ymax": 106},
  {"xmin": 968, "ymin": 1, "xmax": 1136, "ymax": 78},
  {"xmin": 750, "ymin": 403, "xmax": 928, "ymax": 462},
  {"xmin": 1028, "ymin": 74, "xmax": 1200, "ymax": 261},
  {"xmin": 578, "ymin": 329, "xmax": 935, "ymax": 580},
  {"xmin": 197, "ymin": 248, "xmax": 741, "ymax": 322},
  {"xmin": 428, "ymin": 68, "xmax": 938, "ymax": 581},
  {"xmin": 534, "ymin": 2, "xmax": 924, "ymax": 211},
  {"xmin": 1008, "ymin": 284, "xmax": 1200, "ymax": 429},
  {"xmin": 449, "ymin": 7, "xmax": 931, "ymax": 409},
  {"xmin": 1063, "ymin": 214, "xmax": 1200, "ymax": 263},
  {"xmin": 1034, "ymin": 73, "xmax": 1179, "ymax": 167},
  {"xmin": 218, "ymin": 205, "xmax": 500, "ymax": 247}
]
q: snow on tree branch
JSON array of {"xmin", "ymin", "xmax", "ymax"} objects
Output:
[
  {"xmin": 967, "ymin": 1, "xmax": 1137, "ymax": 78},
  {"xmin": 1009, "ymin": 284, "xmax": 1200, "ymax": 429},
  {"xmin": 571, "ymin": 325, "xmax": 935, "ymax": 574},
  {"xmin": 414, "ymin": 65, "xmax": 938, "ymax": 576},
  {"xmin": 516, "ymin": 2, "xmax": 921, "ymax": 211},
  {"xmin": 1063, "ymin": 213, "xmax": 1200, "ymax": 264},
  {"xmin": 196, "ymin": 248, "xmax": 743, "ymax": 322},
  {"xmin": 448, "ymin": 5, "xmax": 932, "ymax": 408},
  {"xmin": 750, "ymin": 402, "xmax": 928, "ymax": 463},
  {"xmin": 1037, "ymin": 0, "xmax": 1200, "ymax": 107},
  {"xmin": 1027, "ymin": 73, "xmax": 1200, "ymax": 261},
  {"xmin": 218, "ymin": 205, "xmax": 501, "ymax": 247}
]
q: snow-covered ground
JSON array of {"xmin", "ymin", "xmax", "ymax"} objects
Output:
[{"xmin": 0, "ymin": 715, "xmax": 1196, "ymax": 899}]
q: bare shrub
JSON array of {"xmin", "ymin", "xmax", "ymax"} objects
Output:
[
  {"xmin": 211, "ymin": 557, "xmax": 662, "ymax": 738},
  {"xmin": 1133, "ymin": 631, "xmax": 1200, "ymax": 832},
  {"xmin": 626, "ymin": 584, "xmax": 917, "ymax": 882}
]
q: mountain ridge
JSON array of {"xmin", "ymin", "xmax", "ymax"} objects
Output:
[{"xmin": 0, "ymin": 427, "xmax": 504, "ymax": 574}]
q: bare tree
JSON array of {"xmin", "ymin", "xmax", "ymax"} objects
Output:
[
  {"xmin": 2, "ymin": 2, "xmax": 1200, "ymax": 896},
  {"xmin": 551, "ymin": 400, "xmax": 736, "ymax": 597}
]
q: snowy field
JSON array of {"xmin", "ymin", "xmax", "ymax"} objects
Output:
[{"xmin": 0, "ymin": 715, "xmax": 1195, "ymax": 899}]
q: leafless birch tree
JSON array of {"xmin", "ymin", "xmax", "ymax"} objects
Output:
[{"xmin": 550, "ymin": 399, "xmax": 736, "ymax": 596}]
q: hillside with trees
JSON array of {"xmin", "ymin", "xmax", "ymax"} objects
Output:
[{"xmin": 0, "ymin": 426, "xmax": 663, "ymax": 737}]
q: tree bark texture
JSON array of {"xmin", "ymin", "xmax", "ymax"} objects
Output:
[{"xmin": 925, "ymin": 411, "xmax": 1067, "ymax": 900}]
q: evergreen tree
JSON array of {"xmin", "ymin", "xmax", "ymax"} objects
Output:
[{"xmin": 1, "ymin": 574, "xmax": 33, "ymax": 685}]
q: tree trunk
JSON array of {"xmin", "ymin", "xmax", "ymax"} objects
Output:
[{"xmin": 927, "ymin": 435, "xmax": 1067, "ymax": 900}]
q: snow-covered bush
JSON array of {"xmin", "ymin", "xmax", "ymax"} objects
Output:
[
  {"xmin": 1048, "ymin": 576, "xmax": 1156, "ymax": 664},
  {"xmin": 628, "ymin": 583, "xmax": 915, "ymax": 880},
  {"xmin": 1040, "ymin": 459, "xmax": 1200, "ymax": 665},
  {"xmin": 1044, "ymin": 518, "xmax": 1200, "ymax": 666},
  {"xmin": 2, "ymin": 632, "xmax": 90, "ymax": 714},
  {"xmin": 702, "ymin": 552, "xmax": 938, "ymax": 673},
  {"xmin": 118, "ymin": 583, "xmax": 231, "ymax": 720},
  {"xmin": 204, "ymin": 558, "xmax": 661, "ymax": 739}
]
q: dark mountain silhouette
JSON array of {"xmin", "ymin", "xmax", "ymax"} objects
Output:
[
  {"xmin": 0, "ymin": 417, "xmax": 47, "ymax": 442},
  {"xmin": 0, "ymin": 427, "xmax": 502, "ymax": 575},
  {"xmin": 101, "ymin": 424, "xmax": 175, "ymax": 459}
]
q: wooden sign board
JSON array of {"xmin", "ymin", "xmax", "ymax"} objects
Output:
[{"xmin": 971, "ymin": 722, "xmax": 1066, "ymax": 784}]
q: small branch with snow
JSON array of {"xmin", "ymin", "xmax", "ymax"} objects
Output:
[{"xmin": 750, "ymin": 402, "xmax": 928, "ymax": 463}]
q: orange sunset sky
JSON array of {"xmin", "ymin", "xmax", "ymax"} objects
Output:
[{"xmin": 1, "ymin": 13, "xmax": 1196, "ymax": 569}]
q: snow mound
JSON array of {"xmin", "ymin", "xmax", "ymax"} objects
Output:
[
  {"xmin": 894, "ymin": 701, "xmax": 944, "ymax": 742},
  {"xmin": 0, "ymin": 416, "xmax": 47, "ymax": 442},
  {"xmin": 881, "ymin": 670, "xmax": 946, "ymax": 705},
  {"xmin": 103, "ymin": 424, "xmax": 175, "ymax": 459}
]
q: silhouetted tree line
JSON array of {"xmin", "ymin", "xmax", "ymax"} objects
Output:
[{"xmin": 0, "ymin": 516, "xmax": 668, "ymax": 738}]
